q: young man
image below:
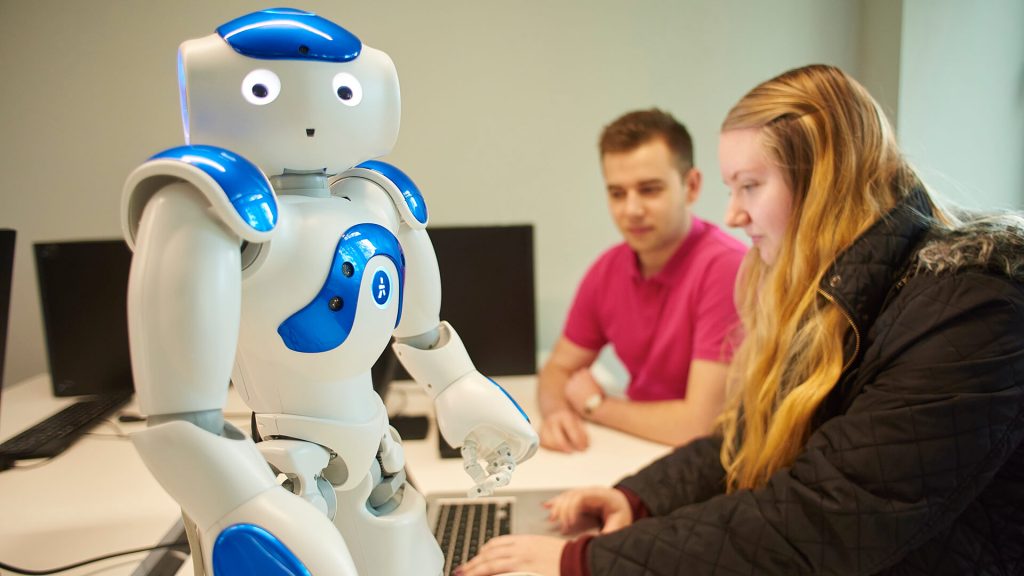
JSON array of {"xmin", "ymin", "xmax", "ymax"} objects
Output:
[{"xmin": 538, "ymin": 109, "xmax": 746, "ymax": 452}]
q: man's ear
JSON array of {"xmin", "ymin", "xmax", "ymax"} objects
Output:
[{"xmin": 685, "ymin": 168, "xmax": 702, "ymax": 204}]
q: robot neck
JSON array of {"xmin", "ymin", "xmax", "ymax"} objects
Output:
[{"xmin": 270, "ymin": 170, "xmax": 331, "ymax": 198}]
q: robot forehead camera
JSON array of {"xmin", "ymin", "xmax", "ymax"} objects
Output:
[{"xmin": 178, "ymin": 8, "xmax": 401, "ymax": 176}]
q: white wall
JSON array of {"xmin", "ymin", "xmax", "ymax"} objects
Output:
[
  {"xmin": 1, "ymin": 0, "xmax": 872, "ymax": 385},
  {"xmin": 898, "ymin": 0, "xmax": 1024, "ymax": 210},
  {"xmin": 859, "ymin": 0, "xmax": 904, "ymax": 129}
]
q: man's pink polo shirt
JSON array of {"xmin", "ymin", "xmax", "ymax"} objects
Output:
[{"xmin": 563, "ymin": 218, "xmax": 746, "ymax": 401}]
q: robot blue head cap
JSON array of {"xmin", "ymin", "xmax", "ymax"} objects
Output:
[{"xmin": 216, "ymin": 7, "xmax": 362, "ymax": 62}]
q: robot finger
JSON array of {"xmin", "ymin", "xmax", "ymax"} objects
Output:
[
  {"xmin": 486, "ymin": 458, "xmax": 515, "ymax": 476},
  {"xmin": 485, "ymin": 442, "xmax": 516, "ymax": 472},
  {"xmin": 466, "ymin": 469, "xmax": 510, "ymax": 498},
  {"xmin": 467, "ymin": 481, "xmax": 495, "ymax": 498},
  {"xmin": 489, "ymin": 470, "xmax": 511, "ymax": 488},
  {"xmin": 460, "ymin": 440, "xmax": 487, "ymax": 484}
]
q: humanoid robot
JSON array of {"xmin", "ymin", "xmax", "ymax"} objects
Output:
[{"xmin": 121, "ymin": 8, "xmax": 538, "ymax": 575}]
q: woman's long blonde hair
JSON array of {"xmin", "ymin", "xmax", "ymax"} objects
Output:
[{"xmin": 719, "ymin": 64, "xmax": 930, "ymax": 491}]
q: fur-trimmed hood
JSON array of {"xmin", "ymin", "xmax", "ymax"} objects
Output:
[
  {"xmin": 915, "ymin": 212, "xmax": 1024, "ymax": 282},
  {"xmin": 820, "ymin": 189, "xmax": 1024, "ymax": 337}
]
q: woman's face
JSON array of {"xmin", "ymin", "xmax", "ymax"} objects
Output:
[{"xmin": 720, "ymin": 128, "xmax": 794, "ymax": 265}]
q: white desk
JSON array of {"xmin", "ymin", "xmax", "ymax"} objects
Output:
[
  {"xmin": 0, "ymin": 374, "xmax": 250, "ymax": 576},
  {"xmin": 0, "ymin": 374, "xmax": 173, "ymax": 575},
  {"xmin": 0, "ymin": 374, "xmax": 670, "ymax": 575}
]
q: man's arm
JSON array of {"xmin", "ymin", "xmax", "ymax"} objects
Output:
[
  {"xmin": 537, "ymin": 337, "xmax": 599, "ymax": 452},
  {"xmin": 571, "ymin": 359, "xmax": 728, "ymax": 446}
]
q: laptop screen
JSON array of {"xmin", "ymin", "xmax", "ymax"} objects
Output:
[{"xmin": 34, "ymin": 239, "xmax": 134, "ymax": 397}]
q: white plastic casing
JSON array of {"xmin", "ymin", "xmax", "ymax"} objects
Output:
[
  {"xmin": 392, "ymin": 321, "xmax": 474, "ymax": 399},
  {"xmin": 124, "ymin": 182, "xmax": 242, "ymax": 416}
]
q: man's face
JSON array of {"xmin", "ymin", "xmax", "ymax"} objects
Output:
[{"xmin": 602, "ymin": 138, "xmax": 698, "ymax": 260}]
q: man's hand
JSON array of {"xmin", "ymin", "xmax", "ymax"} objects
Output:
[
  {"xmin": 563, "ymin": 368, "xmax": 604, "ymax": 416},
  {"xmin": 539, "ymin": 409, "xmax": 589, "ymax": 453}
]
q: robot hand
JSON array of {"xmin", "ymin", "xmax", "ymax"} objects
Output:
[
  {"xmin": 461, "ymin": 439, "xmax": 516, "ymax": 498},
  {"xmin": 393, "ymin": 323, "xmax": 539, "ymax": 497},
  {"xmin": 433, "ymin": 371, "xmax": 539, "ymax": 497}
]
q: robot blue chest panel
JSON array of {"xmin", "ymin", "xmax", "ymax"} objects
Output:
[{"xmin": 277, "ymin": 223, "xmax": 405, "ymax": 353}]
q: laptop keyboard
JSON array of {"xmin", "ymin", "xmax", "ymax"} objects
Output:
[{"xmin": 433, "ymin": 496, "xmax": 514, "ymax": 575}]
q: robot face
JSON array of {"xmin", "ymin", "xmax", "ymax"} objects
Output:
[{"xmin": 178, "ymin": 9, "xmax": 401, "ymax": 175}]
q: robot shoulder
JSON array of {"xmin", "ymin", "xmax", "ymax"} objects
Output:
[
  {"xmin": 121, "ymin": 145, "xmax": 278, "ymax": 248},
  {"xmin": 335, "ymin": 160, "xmax": 428, "ymax": 230}
]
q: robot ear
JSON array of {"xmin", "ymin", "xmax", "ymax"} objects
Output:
[{"xmin": 177, "ymin": 34, "xmax": 242, "ymax": 144}]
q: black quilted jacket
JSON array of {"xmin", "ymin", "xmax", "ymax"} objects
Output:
[{"xmin": 589, "ymin": 190, "xmax": 1024, "ymax": 575}]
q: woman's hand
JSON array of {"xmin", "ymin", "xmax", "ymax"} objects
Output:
[
  {"xmin": 545, "ymin": 486, "xmax": 633, "ymax": 535},
  {"xmin": 455, "ymin": 534, "xmax": 564, "ymax": 576}
]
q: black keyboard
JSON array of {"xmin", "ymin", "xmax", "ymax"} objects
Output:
[
  {"xmin": 433, "ymin": 497, "xmax": 513, "ymax": 575},
  {"xmin": 0, "ymin": 391, "xmax": 132, "ymax": 468}
]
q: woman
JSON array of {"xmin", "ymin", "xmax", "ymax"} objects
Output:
[{"xmin": 458, "ymin": 64, "xmax": 1024, "ymax": 575}]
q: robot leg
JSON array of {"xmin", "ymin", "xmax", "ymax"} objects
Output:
[{"xmin": 326, "ymin": 430, "xmax": 443, "ymax": 576}]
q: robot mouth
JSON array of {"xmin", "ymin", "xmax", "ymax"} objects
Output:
[{"xmin": 305, "ymin": 128, "xmax": 316, "ymax": 137}]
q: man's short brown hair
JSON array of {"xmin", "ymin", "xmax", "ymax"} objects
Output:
[{"xmin": 599, "ymin": 108, "xmax": 694, "ymax": 173}]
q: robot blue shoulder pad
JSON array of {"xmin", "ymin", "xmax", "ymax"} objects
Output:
[
  {"xmin": 217, "ymin": 8, "xmax": 361, "ymax": 62},
  {"xmin": 356, "ymin": 160, "xmax": 428, "ymax": 225},
  {"xmin": 150, "ymin": 145, "xmax": 278, "ymax": 233}
]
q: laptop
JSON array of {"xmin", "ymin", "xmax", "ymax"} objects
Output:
[
  {"xmin": 425, "ymin": 487, "xmax": 567, "ymax": 574},
  {"xmin": 426, "ymin": 488, "xmax": 565, "ymax": 535}
]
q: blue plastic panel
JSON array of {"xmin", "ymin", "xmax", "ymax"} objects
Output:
[
  {"xmin": 212, "ymin": 524, "xmax": 310, "ymax": 576},
  {"xmin": 150, "ymin": 145, "xmax": 278, "ymax": 233},
  {"xmin": 217, "ymin": 8, "xmax": 361, "ymax": 62},
  {"xmin": 278, "ymin": 223, "xmax": 405, "ymax": 353},
  {"xmin": 357, "ymin": 160, "xmax": 428, "ymax": 224}
]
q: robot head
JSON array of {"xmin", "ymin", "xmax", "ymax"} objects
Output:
[{"xmin": 178, "ymin": 8, "xmax": 401, "ymax": 175}]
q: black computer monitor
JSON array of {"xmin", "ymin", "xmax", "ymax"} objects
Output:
[
  {"xmin": 385, "ymin": 224, "xmax": 537, "ymax": 383},
  {"xmin": 34, "ymin": 239, "xmax": 134, "ymax": 397},
  {"xmin": 0, "ymin": 229, "xmax": 14, "ymax": 388}
]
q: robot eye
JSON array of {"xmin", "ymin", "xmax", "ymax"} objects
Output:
[
  {"xmin": 332, "ymin": 72, "xmax": 363, "ymax": 107},
  {"xmin": 241, "ymin": 69, "xmax": 281, "ymax": 106}
]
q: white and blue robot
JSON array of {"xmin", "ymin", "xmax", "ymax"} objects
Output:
[{"xmin": 121, "ymin": 8, "xmax": 538, "ymax": 575}]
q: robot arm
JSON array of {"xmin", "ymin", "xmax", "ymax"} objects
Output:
[
  {"xmin": 123, "ymin": 153, "xmax": 358, "ymax": 575},
  {"xmin": 394, "ymin": 322, "xmax": 538, "ymax": 496},
  {"xmin": 384, "ymin": 218, "xmax": 538, "ymax": 496},
  {"xmin": 338, "ymin": 161, "xmax": 538, "ymax": 495}
]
